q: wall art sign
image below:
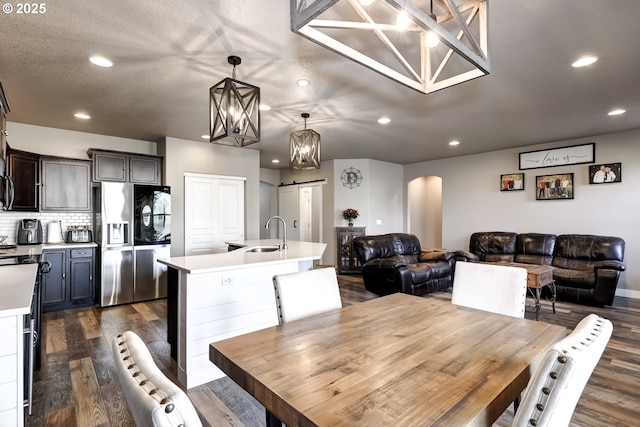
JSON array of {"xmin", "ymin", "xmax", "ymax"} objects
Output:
[
  {"xmin": 500, "ymin": 173, "xmax": 525, "ymax": 191},
  {"xmin": 340, "ymin": 167, "xmax": 363, "ymax": 189},
  {"xmin": 519, "ymin": 143, "xmax": 595, "ymax": 170},
  {"xmin": 589, "ymin": 163, "xmax": 621, "ymax": 184},
  {"xmin": 536, "ymin": 173, "xmax": 574, "ymax": 200}
]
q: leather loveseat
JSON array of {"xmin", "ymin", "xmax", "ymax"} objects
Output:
[
  {"xmin": 352, "ymin": 233, "xmax": 455, "ymax": 296},
  {"xmin": 459, "ymin": 232, "xmax": 626, "ymax": 306}
]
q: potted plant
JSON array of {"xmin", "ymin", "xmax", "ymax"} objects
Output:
[{"xmin": 342, "ymin": 208, "xmax": 359, "ymax": 226}]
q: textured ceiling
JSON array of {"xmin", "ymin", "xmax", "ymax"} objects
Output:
[{"xmin": 1, "ymin": 0, "xmax": 639, "ymax": 169}]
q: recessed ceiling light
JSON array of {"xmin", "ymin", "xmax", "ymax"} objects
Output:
[
  {"xmin": 89, "ymin": 56, "xmax": 113, "ymax": 68},
  {"xmin": 74, "ymin": 112, "xmax": 91, "ymax": 120},
  {"xmin": 296, "ymin": 78, "xmax": 310, "ymax": 87},
  {"xmin": 377, "ymin": 117, "xmax": 391, "ymax": 124},
  {"xmin": 571, "ymin": 56, "xmax": 598, "ymax": 68},
  {"xmin": 272, "ymin": 159, "xmax": 280, "ymax": 164},
  {"xmin": 201, "ymin": 134, "xmax": 209, "ymax": 139},
  {"xmin": 449, "ymin": 140, "xmax": 460, "ymax": 146},
  {"xmin": 608, "ymin": 109, "xmax": 626, "ymax": 116},
  {"xmin": 259, "ymin": 104, "xmax": 272, "ymax": 111}
]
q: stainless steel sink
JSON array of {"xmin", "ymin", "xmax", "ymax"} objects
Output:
[{"xmin": 245, "ymin": 246, "xmax": 280, "ymax": 253}]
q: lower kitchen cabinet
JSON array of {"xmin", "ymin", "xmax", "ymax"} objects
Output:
[{"xmin": 42, "ymin": 247, "xmax": 95, "ymax": 312}]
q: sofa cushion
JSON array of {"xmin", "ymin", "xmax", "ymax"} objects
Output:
[
  {"xmin": 406, "ymin": 261, "xmax": 451, "ymax": 283},
  {"xmin": 551, "ymin": 267, "xmax": 596, "ymax": 290},
  {"xmin": 354, "ymin": 233, "xmax": 421, "ymax": 263},
  {"xmin": 552, "ymin": 234, "xmax": 625, "ymax": 271},
  {"xmin": 514, "ymin": 233, "xmax": 556, "ymax": 265},
  {"xmin": 469, "ymin": 232, "xmax": 517, "ymax": 262}
]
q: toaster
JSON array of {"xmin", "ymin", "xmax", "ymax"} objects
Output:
[
  {"xmin": 67, "ymin": 229, "xmax": 93, "ymax": 243},
  {"xmin": 17, "ymin": 219, "xmax": 43, "ymax": 245}
]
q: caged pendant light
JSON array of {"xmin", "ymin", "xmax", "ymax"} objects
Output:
[
  {"xmin": 209, "ymin": 55, "xmax": 260, "ymax": 146},
  {"xmin": 290, "ymin": 0, "xmax": 490, "ymax": 95},
  {"xmin": 290, "ymin": 113, "xmax": 321, "ymax": 169}
]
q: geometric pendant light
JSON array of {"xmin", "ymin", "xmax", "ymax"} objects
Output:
[
  {"xmin": 290, "ymin": 113, "xmax": 321, "ymax": 169},
  {"xmin": 290, "ymin": 0, "xmax": 490, "ymax": 95},
  {"xmin": 209, "ymin": 55, "xmax": 260, "ymax": 146}
]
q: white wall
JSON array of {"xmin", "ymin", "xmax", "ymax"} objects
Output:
[
  {"xmin": 404, "ymin": 129, "xmax": 640, "ymax": 298},
  {"xmin": 7, "ymin": 122, "xmax": 156, "ymax": 159},
  {"xmin": 158, "ymin": 137, "xmax": 260, "ymax": 256}
]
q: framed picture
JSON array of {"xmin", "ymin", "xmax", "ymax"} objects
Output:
[
  {"xmin": 589, "ymin": 163, "xmax": 621, "ymax": 184},
  {"xmin": 500, "ymin": 173, "xmax": 525, "ymax": 191},
  {"xmin": 519, "ymin": 143, "xmax": 595, "ymax": 170},
  {"xmin": 536, "ymin": 173, "xmax": 574, "ymax": 200}
]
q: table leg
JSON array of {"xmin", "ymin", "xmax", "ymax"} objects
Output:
[
  {"xmin": 267, "ymin": 410, "xmax": 283, "ymax": 427},
  {"xmin": 551, "ymin": 281, "xmax": 556, "ymax": 314},
  {"xmin": 535, "ymin": 287, "xmax": 541, "ymax": 321}
]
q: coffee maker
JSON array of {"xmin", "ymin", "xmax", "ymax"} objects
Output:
[{"xmin": 17, "ymin": 219, "xmax": 43, "ymax": 245}]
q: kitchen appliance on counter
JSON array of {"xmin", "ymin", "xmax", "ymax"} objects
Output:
[
  {"xmin": 94, "ymin": 183, "xmax": 171, "ymax": 307},
  {"xmin": 66, "ymin": 225, "xmax": 93, "ymax": 243},
  {"xmin": 17, "ymin": 219, "xmax": 43, "ymax": 245},
  {"xmin": 46, "ymin": 220, "xmax": 64, "ymax": 244}
]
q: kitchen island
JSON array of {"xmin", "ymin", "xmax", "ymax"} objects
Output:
[{"xmin": 158, "ymin": 240, "xmax": 327, "ymax": 389}]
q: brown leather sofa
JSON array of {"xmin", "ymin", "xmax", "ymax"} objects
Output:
[
  {"xmin": 352, "ymin": 233, "xmax": 455, "ymax": 296},
  {"xmin": 459, "ymin": 232, "xmax": 626, "ymax": 306}
]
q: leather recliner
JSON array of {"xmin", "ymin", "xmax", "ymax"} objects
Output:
[{"xmin": 352, "ymin": 233, "xmax": 455, "ymax": 296}]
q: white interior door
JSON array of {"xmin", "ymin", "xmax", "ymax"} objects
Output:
[
  {"xmin": 185, "ymin": 173, "xmax": 245, "ymax": 255},
  {"xmin": 278, "ymin": 186, "xmax": 299, "ymax": 241}
]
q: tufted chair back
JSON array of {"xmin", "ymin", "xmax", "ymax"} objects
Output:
[
  {"xmin": 512, "ymin": 314, "xmax": 612, "ymax": 427},
  {"xmin": 112, "ymin": 331, "xmax": 202, "ymax": 427}
]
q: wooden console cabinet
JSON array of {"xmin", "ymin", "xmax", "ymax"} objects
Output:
[{"xmin": 336, "ymin": 227, "xmax": 365, "ymax": 274}]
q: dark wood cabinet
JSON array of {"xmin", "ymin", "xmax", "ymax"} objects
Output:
[
  {"xmin": 40, "ymin": 157, "xmax": 92, "ymax": 212},
  {"xmin": 1, "ymin": 82, "xmax": 9, "ymax": 210},
  {"xmin": 89, "ymin": 149, "xmax": 162, "ymax": 184},
  {"xmin": 7, "ymin": 147, "xmax": 39, "ymax": 211},
  {"xmin": 336, "ymin": 227, "xmax": 366, "ymax": 274},
  {"xmin": 42, "ymin": 247, "xmax": 95, "ymax": 312}
]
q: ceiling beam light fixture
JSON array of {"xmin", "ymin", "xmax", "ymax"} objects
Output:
[
  {"xmin": 290, "ymin": 0, "xmax": 490, "ymax": 94},
  {"xmin": 290, "ymin": 113, "xmax": 321, "ymax": 169},
  {"xmin": 210, "ymin": 55, "xmax": 260, "ymax": 146}
]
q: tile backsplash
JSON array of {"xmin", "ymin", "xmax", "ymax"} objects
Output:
[{"xmin": 0, "ymin": 211, "xmax": 92, "ymax": 244}]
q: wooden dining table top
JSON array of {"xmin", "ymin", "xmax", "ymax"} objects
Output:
[{"xmin": 209, "ymin": 293, "xmax": 566, "ymax": 427}]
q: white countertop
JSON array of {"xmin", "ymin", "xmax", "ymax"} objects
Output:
[
  {"xmin": 158, "ymin": 240, "xmax": 327, "ymax": 274},
  {"xmin": 0, "ymin": 243, "xmax": 97, "ymax": 317},
  {"xmin": 0, "ymin": 263, "xmax": 37, "ymax": 317}
]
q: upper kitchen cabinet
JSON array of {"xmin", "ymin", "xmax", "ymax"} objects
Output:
[
  {"xmin": 40, "ymin": 157, "xmax": 92, "ymax": 212},
  {"xmin": 88, "ymin": 149, "xmax": 162, "ymax": 185},
  {"xmin": 7, "ymin": 146, "xmax": 39, "ymax": 211}
]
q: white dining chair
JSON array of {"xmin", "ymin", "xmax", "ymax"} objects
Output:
[
  {"xmin": 272, "ymin": 267, "xmax": 343, "ymax": 323},
  {"xmin": 512, "ymin": 313, "xmax": 613, "ymax": 427},
  {"xmin": 451, "ymin": 261, "xmax": 528, "ymax": 318}
]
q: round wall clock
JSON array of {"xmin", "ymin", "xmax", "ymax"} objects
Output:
[{"xmin": 341, "ymin": 167, "xmax": 363, "ymax": 189}]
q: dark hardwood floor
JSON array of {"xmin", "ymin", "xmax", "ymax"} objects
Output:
[{"xmin": 27, "ymin": 274, "xmax": 640, "ymax": 427}]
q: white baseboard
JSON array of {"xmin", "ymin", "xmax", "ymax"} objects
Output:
[{"xmin": 615, "ymin": 288, "xmax": 640, "ymax": 299}]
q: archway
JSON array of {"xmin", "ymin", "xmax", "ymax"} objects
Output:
[{"xmin": 408, "ymin": 176, "xmax": 443, "ymax": 248}]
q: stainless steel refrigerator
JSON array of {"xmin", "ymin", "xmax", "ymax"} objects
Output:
[{"xmin": 94, "ymin": 182, "xmax": 171, "ymax": 307}]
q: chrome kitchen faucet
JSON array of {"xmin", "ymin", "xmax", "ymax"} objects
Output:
[{"xmin": 265, "ymin": 216, "xmax": 287, "ymax": 250}]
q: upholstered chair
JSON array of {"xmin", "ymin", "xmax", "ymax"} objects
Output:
[
  {"xmin": 272, "ymin": 267, "xmax": 343, "ymax": 323},
  {"xmin": 512, "ymin": 313, "xmax": 613, "ymax": 427},
  {"xmin": 112, "ymin": 331, "xmax": 202, "ymax": 427},
  {"xmin": 451, "ymin": 261, "xmax": 528, "ymax": 318}
]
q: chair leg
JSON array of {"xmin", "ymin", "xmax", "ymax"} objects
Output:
[
  {"xmin": 266, "ymin": 410, "xmax": 283, "ymax": 427},
  {"xmin": 513, "ymin": 395, "xmax": 521, "ymax": 414}
]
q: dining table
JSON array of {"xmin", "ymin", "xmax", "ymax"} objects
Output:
[{"xmin": 209, "ymin": 293, "xmax": 566, "ymax": 427}]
